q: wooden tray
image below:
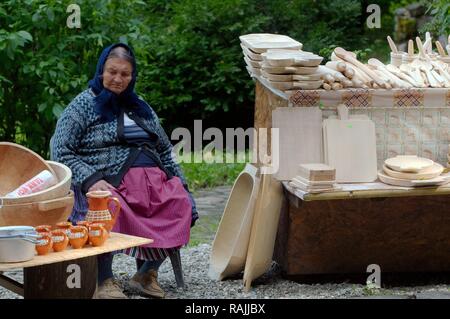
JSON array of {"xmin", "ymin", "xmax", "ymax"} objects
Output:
[
  {"xmin": 245, "ymin": 65, "xmax": 260, "ymax": 77},
  {"xmin": 261, "ymin": 63, "xmax": 318, "ymax": 75},
  {"xmin": 378, "ymin": 170, "xmax": 450, "ymax": 187},
  {"xmin": 262, "ymin": 49, "xmax": 323, "ymax": 67},
  {"xmin": 244, "ymin": 56, "xmax": 262, "ymax": 68},
  {"xmin": 385, "ymin": 155, "xmax": 434, "ymax": 173},
  {"xmin": 264, "ymin": 79, "xmax": 323, "ymax": 90},
  {"xmin": 383, "ymin": 163, "xmax": 443, "ymax": 180},
  {"xmin": 260, "ymin": 70, "xmax": 322, "ymax": 81},
  {"xmin": 241, "ymin": 44, "xmax": 263, "ymax": 61},
  {"xmin": 239, "ymin": 33, "xmax": 302, "ymax": 53}
]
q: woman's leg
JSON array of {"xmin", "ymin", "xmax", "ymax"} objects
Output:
[
  {"xmin": 97, "ymin": 252, "xmax": 114, "ymax": 284},
  {"xmin": 138, "ymin": 258, "xmax": 165, "ymax": 273}
]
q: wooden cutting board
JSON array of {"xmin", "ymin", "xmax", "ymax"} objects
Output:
[
  {"xmin": 323, "ymin": 117, "xmax": 377, "ymax": 182},
  {"xmin": 239, "ymin": 33, "xmax": 302, "ymax": 53},
  {"xmin": 272, "ymin": 107, "xmax": 323, "ymax": 181}
]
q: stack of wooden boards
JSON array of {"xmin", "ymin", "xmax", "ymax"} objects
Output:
[
  {"xmin": 378, "ymin": 155, "xmax": 449, "ymax": 187},
  {"xmin": 240, "ymin": 33, "xmax": 324, "ymax": 92},
  {"xmin": 289, "ymin": 163, "xmax": 339, "ymax": 193},
  {"xmin": 239, "ymin": 33, "xmax": 302, "ymax": 77}
]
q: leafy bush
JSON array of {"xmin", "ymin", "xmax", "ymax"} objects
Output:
[{"xmin": 1, "ymin": 0, "xmax": 432, "ymax": 160}]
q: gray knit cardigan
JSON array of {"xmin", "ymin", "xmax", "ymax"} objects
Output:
[{"xmin": 50, "ymin": 89, "xmax": 197, "ymax": 220}]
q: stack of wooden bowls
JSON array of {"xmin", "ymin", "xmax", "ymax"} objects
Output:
[
  {"xmin": 0, "ymin": 142, "xmax": 74, "ymax": 227},
  {"xmin": 377, "ymin": 155, "xmax": 448, "ymax": 187}
]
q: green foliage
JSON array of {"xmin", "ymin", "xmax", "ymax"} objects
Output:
[
  {"xmin": 423, "ymin": 0, "xmax": 450, "ymax": 35},
  {"xmin": 179, "ymin": 151, "xmax": 247, "ymax": 191},
  {"xmin": 0, "ymin": 0, "xmax": 409, "ymax": 160}
]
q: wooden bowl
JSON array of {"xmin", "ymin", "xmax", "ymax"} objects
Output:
[
  {"xmin": 0, "ymin": 142, "xmax": 56, "ymax": 196},
  {"xmin": 0, "ymin": 161, "xmax": 71, "ymax": 205},
  {"xmin": 0, "ymin": 191, "xmax": 74, "ymax": 227}
]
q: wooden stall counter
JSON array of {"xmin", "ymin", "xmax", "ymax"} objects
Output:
[
  {"xmin": 274, "ymin": 182, "xmax": 450, "ymax": 278},
  {"xmin": 0, "ymin": 232, "xmax": 152, "ymax": 299}
]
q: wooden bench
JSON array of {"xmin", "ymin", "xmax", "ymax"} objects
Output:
[{"xmin": 0, "ymin": 232, "xmax": 152, "ymax": 299}]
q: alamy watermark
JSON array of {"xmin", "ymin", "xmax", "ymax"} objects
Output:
[
  {"xmin": 171, "ymin": 121, "xmax": 280, "ymax": 174},
  {"xmin": 66, "ymin": 4, "xmax": 81, "ymax": 29}
]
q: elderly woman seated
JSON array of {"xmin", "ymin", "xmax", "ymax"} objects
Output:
[{"xmin": 51, "ymin": 43, "xmax": 198, "ymax": 299}]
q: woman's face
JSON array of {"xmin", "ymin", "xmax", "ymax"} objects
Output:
[{"xmin": 102, "ymin": 58, "xmax": 133, "ymax": 95}]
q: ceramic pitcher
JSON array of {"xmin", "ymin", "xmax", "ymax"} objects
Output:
[{"xmin": 85, "ymin": 190, "xmax": 121, "ymax": 233}]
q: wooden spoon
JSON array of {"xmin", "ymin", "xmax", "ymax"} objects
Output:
[
  {"xmin": 425, "ymin": 32, "xmax": 432, "ymax": 54},
  {"xmin": 334, "ymin": 47, "xmax": 389, "ymax": 88},
  {"xmin": 368, "ymin": 58, "xmax": 411, "ymax": 88},
  {"xmin": 387, "ymin": 36, "xmax": 398, "ymax": 53},
  {"xmin": 415, "ymin": 37, "xmax": 440, "ymax": 87},
  {"xmin": 436, "ymin": 41, "xmax": 447, "ymax": 57},
  {"xmin": 408, "ymin": 40, "xmax": 415, "ymax": 56},
  {"xmin": 385, "ymin": 64, "xmax": 420, "ymax": 87}
]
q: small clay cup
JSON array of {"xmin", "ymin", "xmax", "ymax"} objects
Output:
[
  {"xmin": 35, "ymin": 232, "xmax": 53, "ymax": 256},
  {"xmin": 88, "ymin": 223, "xmax": 108, "ymax": 247},
  {"xmin": 69, "ymin": 226, "xmax": 89, "ymax": 249},
  {"xmin": 35, "ymin": 225, "xmax": 52, "ymax": 234},
  {"xmin": 51, "ymin": 229, "xmax": 69, "ymax": 252},
  {"xmin": 56, "ymin": 221, "xmax": 73, "ymax": 238}
]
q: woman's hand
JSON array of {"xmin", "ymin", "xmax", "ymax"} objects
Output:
[{"xmin": 88, "ymin": 180, "xmax": 114, "ymax": 192}]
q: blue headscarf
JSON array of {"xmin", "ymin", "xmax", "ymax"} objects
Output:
[{"xmin": 88, "ymin": 43, "xmax": 153, "ymax": 122}]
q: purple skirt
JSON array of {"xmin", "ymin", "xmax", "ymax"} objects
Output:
[{"xmin": 110, "ymin": 167, "xmax": 192, "ymax": 248}]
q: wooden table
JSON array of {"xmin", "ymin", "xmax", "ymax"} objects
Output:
[
  {"xmin": 0, "ymin": 232, "xmax": 152, "ymax": 299},
  {"xmin": 274, "ymin": 182, "xmax": 450, "ymax": 278}
]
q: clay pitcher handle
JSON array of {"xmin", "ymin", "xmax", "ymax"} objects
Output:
[
  {"xmin": 80, "ymin": 226, "xmax": 89, "ymax": 240},
  {"xmin": 107, "ymin": 197, "xmax": 121, "ymax": 227}
]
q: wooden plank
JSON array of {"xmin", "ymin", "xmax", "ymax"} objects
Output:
[
  {"xmin": 283, "ymin": 181, "xmax": 450, "ymax": 201},
  {"xmin": 0, "ymin": 273, "xmax": 24, "ymax": 296},
  {"xmin": 0, "ymin": 232, "xmax": 152, "ymax": 271}
]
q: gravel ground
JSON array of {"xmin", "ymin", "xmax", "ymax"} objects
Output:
[
  {"xmin": 2, "ymin": 243, "xmax": 450, "ymax": 299},
  {"xmin": 2, "ymin": 185, "xmax": 450, "ymax": 299}
]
